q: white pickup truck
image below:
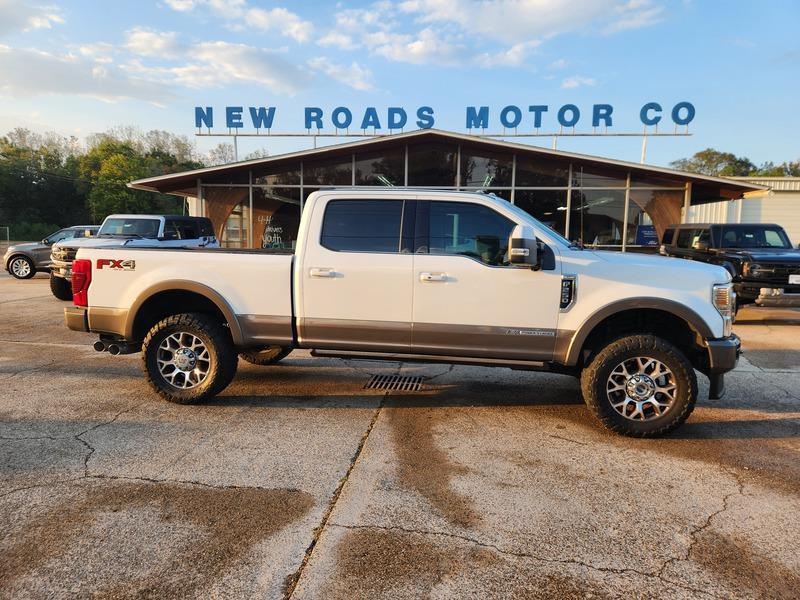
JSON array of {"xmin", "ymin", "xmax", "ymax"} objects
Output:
[{"xmin": 65, "ymin": 189, "xmax": 740, "ymax": 437}]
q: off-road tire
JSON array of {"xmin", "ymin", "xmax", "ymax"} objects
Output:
[
  {"xmin": 50, "ymin": 272, "xmax": 73, "ymax": 300},
  {"xmin": 580, "ymin": 334, "xmax": 697, "ymax": 438},
  {"xmin": 8, "ymin": 255, "xmax": 36, "ymax": 279},
  {"xmin": 239, "ymin": 346, "xmax": 292, "ymax": 366},
  {"xmin": 142, "ymin": 312, "xmax": 238, "ymax": 404}
]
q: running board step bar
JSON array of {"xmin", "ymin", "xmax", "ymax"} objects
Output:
[{"xmin": 311, "ymin": 349, "xmax": 548, "ymax": 371}]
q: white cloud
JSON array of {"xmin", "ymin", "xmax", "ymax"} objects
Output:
[
  {"xmin": 475, "ymin": 40, "xmax": 541, "ymax": 68},
  {"xmin": 123, "ymin": 41, "xmax": 309, "ymax": 95},
  {"xmin": 0, "ymin": 0, "xmax": 63, "ymax": 37},
  {"xmin": 246, "ymin": 7, "xmax": 313, "ymax": 42},
  {"xmin": 318, "ymin": 31, "xmax": 359, "ymax": 50},
  {"xmin": 75, "ymin": 42, "xmax": 115, "ymax": 64},
  {"xmin": 164, "ymin": 0, "xmax": 313, "ymax": 43},
  {"xmin": 308, "ymin": 56, "xmax": 374, "ymax": 91},
  {"xmin": 369, "ymin": 28, "xmax": 466, "ymax": 66},
  {"xmin": 400, "ymin": 0, "xmax": 664, "ymax": 42},
  {"xmin": 561, "ymin": 75, "xmax": 596, "ymax": 88},
  {"xmin": 0, "ymin": 45, "xmax": 171, "ymax": 104},
  {"xmin": 548, "ymin": 58, "xmax": 568, "ymax": 70},
  {"xmin": 125, "ymin": 27, "xmax": 183, "ymax": 58}
]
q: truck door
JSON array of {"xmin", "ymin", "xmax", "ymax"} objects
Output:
[
  {"xmin": 298, "ymin": 197, "xmax": 414, "ymax": 352},
  {"xmin": 412, "ymin": 200, "xmax": 562, "ymax": 361}
]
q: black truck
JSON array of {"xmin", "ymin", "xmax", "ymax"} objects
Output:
[{"xmin": 661, "ymin": 223, "xmax": 800, "ymax": 310}]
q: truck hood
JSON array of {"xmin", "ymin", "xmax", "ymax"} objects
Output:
[
  {"xmin": 724, "ymin": 248, "xmax": 800, "ymax": 262},
  {"xmin": 584, "ymin": 249, "xmax": 732, "ymax": 283}
]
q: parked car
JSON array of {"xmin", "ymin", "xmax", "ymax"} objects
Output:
[
  {"xmin": 49, "ymin": 214, "xmax": 218, "ymax": 300},
  {"xmin": 64, "ymin": 190, "xmax": 739, "ymax": 438},
  {"xmin": 3, "ymin": 226, "xmax": 98, "ymax": 279},
  {"xmin": 660, "ymin": 223, "xmax": 800, "ymax": 310}
]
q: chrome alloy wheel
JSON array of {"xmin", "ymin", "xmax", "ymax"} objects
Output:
[
  {"xmin": 157, "ymin": 332, "xmax": 211, "ymax": 389},
  {"xmin": 10, "ymin": 257, "xmax": 31, "ymax": 278},
  {"xmin": 606, "ymin": 356, "xmax": 677, "ymax": 421}
]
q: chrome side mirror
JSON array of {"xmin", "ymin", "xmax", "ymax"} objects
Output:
[{"xmin": 508, "ymin": 224, "xmax": 541, "ymax": 269}]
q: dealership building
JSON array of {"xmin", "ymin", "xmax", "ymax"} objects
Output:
[{"xmin": 130, "ymin": 129, "xmax": 763, "ymax": 250}]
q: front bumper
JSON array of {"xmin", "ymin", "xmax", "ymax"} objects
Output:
[
  {"xmin": 64, "ymin": 306, "xmax": 89, "ymax": 332},
  {"xmin": 704, "ymin": 334, "xmax": 741, "ymax": 400},
  {"xmin": 754, "ymin": 288, "xmax": 800, "ymax": 307},
  {"xmin": 51, "ymin": 259, "xmax": 72, "ymax": 280}
]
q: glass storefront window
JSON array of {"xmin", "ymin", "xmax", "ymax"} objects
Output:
[
  {"xmin": 203, "ymin": 186, "xmax": 249, "ymax": 246},
  {"xmin": 569, "ymin": 189, "xmax": 627, "ymax": 246},
  {"xmin": 515, "ymin": 156, "xmax": 569, "ymax": 187},
  {"xmin": 460, "ymin": 146, "xmax": 513, "ymax": 187},
  {"xmin": 252, "ymin": 162, "xmax": 301, "ymax": 186},
  {"xmin": 355, "ymin": 148, "xmax": 404, "ymax": 186},
  {"xmin": 484, "ymin": 189, "xmax": 511, "ymax": 201},
  {"xmin": 222, "ymin": 202, "xmax": 250, "ymax": 248},
  {"xmin": 514, "ymin": 190, "xmax": 568, "ymax": 236},
  {"xmin": 572, "ymin": 164, "xmax": 627, "ymax": 188},
  {"xmin": 199, "ymin": 169, "xmax": 250, "ymax": 185},
  {"xmin": 628, "ymin": 188, "xmax": 684, "ymax": 246},
  {"xmin": 407, "ymin": 142, "xmax": 457, "ymax": 186},
  {"xmin": 253, "ymin": 187, "xmax": 301, "ymax": 249},
  {"xmin": 631, "ymin": 174, "xmax": 685, "ymax": 188},
  {"xmin": 303, "ymin": 155, "xmax": 352, "ymax": 186}
]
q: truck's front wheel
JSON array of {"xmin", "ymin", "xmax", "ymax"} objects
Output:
[
  {"xmin": 142, "ymin": 313, "xmax": 238, "ymax": 404},
  {"xmin": 50, "ymin": 273, "xmax": 73, "ymax": 300},
  {"xmin": 580, "ymin": 335, "xmax": 697, "ymax": 438}
]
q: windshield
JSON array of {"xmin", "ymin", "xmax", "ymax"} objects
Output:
[
  {"xmin": 502, "ymin": 199, "xmax": 575, "ymax": 248},
  {"xmin": 99, "ymin": 218, "xmax": 160, "ymax": 238},
  {"xmin": 45, "ymin": 229, "xmax": 72, "ymax": 244},
  {"xmin": 718, "ymin": 225, "xmax": 791, "ymax": 249}
]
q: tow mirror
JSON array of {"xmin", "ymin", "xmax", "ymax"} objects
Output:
[{"xmin": 509, "ymin": 224, "xmax": 541, "ymax": 270}]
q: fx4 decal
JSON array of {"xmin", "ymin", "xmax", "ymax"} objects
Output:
[{"xmin": 97, "ymin": 258, "xmax": 136, "ymax": 271}]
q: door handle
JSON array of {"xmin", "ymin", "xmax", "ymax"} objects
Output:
[
  {"xmin": 310, "ymin": 267, "xmax": 336, "ymax": 278},
  {"xmin": 419, "ymin": 272, "xmax": 447, "ymax": 282}
]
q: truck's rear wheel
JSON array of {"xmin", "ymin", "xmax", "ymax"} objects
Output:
[
  {"xmin": 50, "ymin": 273, "xmax": 73, "ymax": 300},
  {"xmin": 239, "ymin": 346, "xmax": 292, "ymax": 366},
  {"xmin": 142, "ymin": 313, "xmax": 238, "ymax": 404},
  {"xmin": 580, "ymin": 335, "xmax": 697, "ymax": 438}
]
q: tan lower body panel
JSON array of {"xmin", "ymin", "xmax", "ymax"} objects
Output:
[
  {"xmin": 238, "ymin": 314, "xmax": 294, "ymax": 347},
  {"xmin": 299, "ymin": 318, "xmax": 559, "ymax": 361},
  {"xmin": 87, "ymin": 307, "xmax": 128, "ymax": 337}
]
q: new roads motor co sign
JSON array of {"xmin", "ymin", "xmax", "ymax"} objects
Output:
[{"xmin": 193, "ymin": 102, "xmax": 696, "ymax": 133}]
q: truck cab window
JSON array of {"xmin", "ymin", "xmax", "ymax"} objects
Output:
[
  {"xmin": 427, "ymin": 201, "xmax": 515, "ymax": 266},
  {"xmin": 321, "ymin": 199, "xmax": 404, "ymax": 252}
]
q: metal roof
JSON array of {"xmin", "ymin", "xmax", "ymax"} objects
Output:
[
  {"xmin": 729, "ymin": 176, "xmax": 800, "ymax": 192},
  {"xmin": 129, "ymin": 128, "xmax": 766, "ymax": 196}
]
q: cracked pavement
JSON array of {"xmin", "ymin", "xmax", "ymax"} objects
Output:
[{"xmin": 1, "ymin": 273, "xmax": 799, "ymax": 598}]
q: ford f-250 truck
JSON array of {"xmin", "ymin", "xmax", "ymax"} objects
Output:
[{"xmin": 64, "ymin": 190, "xmax": 740, "ymax": 437}]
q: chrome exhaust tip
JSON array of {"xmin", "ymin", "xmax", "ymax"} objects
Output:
[
  {"xmin": 93, "ymin": 340, "xmax": 107, "ymax": 352},
  {"xmin": 107, "ymin": 344, "xmax": 121, "ymax": 355}
]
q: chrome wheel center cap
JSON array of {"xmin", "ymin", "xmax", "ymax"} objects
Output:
[
  {"xmin": 626, "ymin": 374, "xmax": 656, "ymax": 400},
  {"xmin": 173, "ymin": 348, "xmax": 197, "ymax": 371}
]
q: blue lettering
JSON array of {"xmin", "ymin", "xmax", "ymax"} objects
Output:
[
  {"xmin": 639, "ymin": 102, "xmax": 662, "ymax": 126},
  {"xmin": 466, "ymin": 106, "xmax": 489, "ymax": 129},
  {"xmin": 360, "ymin": 107, "xmax": 381, "ymax": 129},
  {"xmin": 528, "ymin": 105, "xmax": 548, "ymax": 128},
  {"xmin": 305, "ymin": 107, "xmax": 323, "ymax": 129},
  {"xmin": 672, "ymin": 101, "xmax": 695, "ymax": 126},
  {"xmin": 416, "ymin": 106, "xmax": 434, "ymax": 128},
  {"xmin": 332, "ymin": 107, "xmax": 353, "ymax": 129},
  {"xmin": 500, "ymin": 105, "xmax": 522, "ymax": 128},
  {"xmin": 388, "ymin": 107, "xmax": 407, "ymax": 129},
  {"xmin": 195, "ymin": 106, "xmax": 213, "ymax": 128},
  {"xmin": 248, "ymin": 107, "xmax": 275, "ymax": 129},
  {"xmin": 592, "ymin": 104, "xmax": 613, "ymax": 127},
  {"xmin": 557, "ymin": 104, "xmax": 580, "ymax": 127},
  {"xmin": 226, "ymin": 106, "xmax": 243, "ymax": 129}
]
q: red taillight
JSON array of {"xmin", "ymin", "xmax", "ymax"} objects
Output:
[{"xmin": 72, "ymin": 259, "xmax": 92, "ymax": 306}]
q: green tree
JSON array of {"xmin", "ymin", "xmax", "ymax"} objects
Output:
[
  {"xmin": 670, "ymin": 148, "xmax": 756, "ymax": 176},
  {"xmin": 87, "ymin": 154, "xmax": 155, "ymax": 220}
]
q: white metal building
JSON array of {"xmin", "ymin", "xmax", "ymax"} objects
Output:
[{"xmin": 686, "ymin": 177, "xmax": 800, "ymax": 246}]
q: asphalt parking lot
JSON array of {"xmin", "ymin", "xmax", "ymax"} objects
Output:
[{"xmin": 1, "ymin": 271, "xmax": 799, "ymax": 599}]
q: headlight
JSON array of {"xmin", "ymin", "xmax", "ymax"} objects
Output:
[{"xmin": 712, "ymin": 283, "xmax": 735, "ymax": 336}]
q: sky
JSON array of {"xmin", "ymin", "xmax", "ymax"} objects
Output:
[{"xmin": 0, "ymin": 0, "xmax": 798, "ymax": 167}]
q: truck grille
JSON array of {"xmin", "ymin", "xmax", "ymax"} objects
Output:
[
  {"xmin": 755, "ymin": 264, "xmax": 800, "ymax": 285},
  {"xmin": 52, "ymin": 246, "xmax": 77, "ymax": 262}
]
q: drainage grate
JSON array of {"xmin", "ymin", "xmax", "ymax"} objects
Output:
[{"xmin": 364, "ymin": 374, "xmax": 425, "ymax": 391}]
